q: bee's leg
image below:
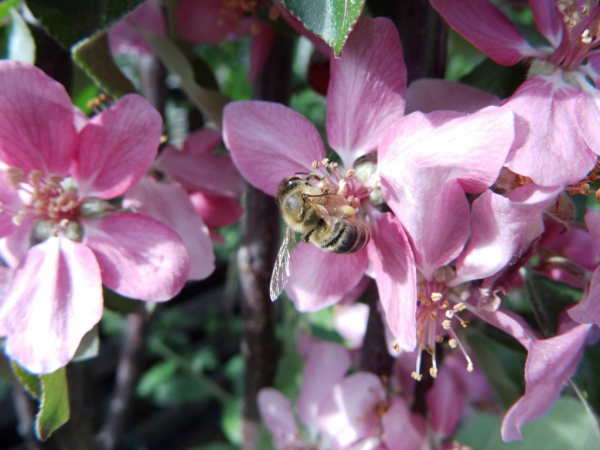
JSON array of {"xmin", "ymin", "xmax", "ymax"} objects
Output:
[
  {"xmin": 301, "ymin": 229, "xmax": 314, "ymax": 243},
  {"xmin": 304, "ymin": 173, "xmax": 323, "ymax": 184}
]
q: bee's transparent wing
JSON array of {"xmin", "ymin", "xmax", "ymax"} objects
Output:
[{"xmin": 270, "ymin": 227, "xmax": 295, "ymax": 301}]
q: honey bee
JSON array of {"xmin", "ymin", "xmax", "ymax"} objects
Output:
[{"xmin": 270, "ymin": 173, "xmax": 370, "ymax": 300}]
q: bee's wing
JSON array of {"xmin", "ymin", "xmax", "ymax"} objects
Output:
[{"xmin": 270, "ymin": 227, "xmax": 295, "ymax": 301}]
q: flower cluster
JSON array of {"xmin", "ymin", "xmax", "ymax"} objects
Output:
[{"xmin": 223, "ymin": 8, "xmax": 600, "ymax": 444}]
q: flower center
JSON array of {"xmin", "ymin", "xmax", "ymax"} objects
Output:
[
  {"xmin": 7, "ymin": 167, "xmax": 82, "ymax": 237},
  {"xmin": 411, "ymin": 281, "xmax": 473, "ymax": 381},
  {"xmin": 310, "ymin": 158, "xmax": 380, "ymax": 212},
  {"xmin": 549, "ymin": 0, "xmax": 600, "ymax": 71}
]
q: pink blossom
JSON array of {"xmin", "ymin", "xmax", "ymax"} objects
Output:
[
  {"xmin": 501, "ymin": 321, "xmax": 592, "ymax": 440},
  {"xmin": 108, "ymin": 0, "xmax": 167, "ymax": 56},
  {"xmin": 223, "ymin": 17, "xmax": 412, "ymax": 335},
  {"xmin": 258, "ymin": 339, "xmax": 427, "ymax": 450},
  {"xmin": 124, "ymin": 128, "xmax": 244, "ymax": 277},
  {"xmin": 176, "ymin": 0, "xmax": 332, "ymax": 81},
  {"xmin": 0, "ymin": 61, "xmax": 190, "ymax": 374},
  {"xmin": 430, "ymin": 0, "xmax": 600, "ymax": 186}
]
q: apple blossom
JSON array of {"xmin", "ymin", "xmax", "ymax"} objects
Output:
[
  {"xmin": 430, "ymin": 0, "xmax": 600, "ymax": 187},
  {"xmin": 0, "ymin": 61, "xmax": 190, "ymax": 374}
]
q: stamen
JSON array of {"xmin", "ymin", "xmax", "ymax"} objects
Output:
[
  {"xmin": 431, "ymin": 292, "xmax": 442, "ymax": 302},
  {"xmin": 345, "ymin": 169, "xmax": 355, "ymax": 178},
  {"xmin": 312, "ymin": 160, "xmax": 321, "ymax": 170},
  {"xmin": 582, "ymin": 28, "xmax": 593, "ymax": 43},
  {"xmin": 448, "ymin": 338, "xmax": 458, "ymax": 348},
  {"xmin": 448, "ymin": 327, "xmax": 474, "ymax": 372}
]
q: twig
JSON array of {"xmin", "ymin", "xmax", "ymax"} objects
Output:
[
  {"xmin": 238, "ymin": 33, "xmax": 294, "ymax": 450},
  {"xmin": 97, "ymin": 308, "xmax": 151, "ymax": 450},
  {"xmin": 358, "ymin": 282, "xmax": 394, "ymax": 379}
]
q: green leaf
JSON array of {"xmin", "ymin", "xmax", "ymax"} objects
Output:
[
  {"xmin": 453, "ymin": 396, "xmax": 600, "ymax": 449},
  {"xmin": 25, "ymin": 0, "xmax": 145, "ymax": 48},
  {"xmin": 467, "ymin": 333, "xmax": 524, "ymax": 409},
  {"xmin": 524, "ymin": 270, "xmax": 582, "ymax": 337},
  {"xmin": 280, "ymin": 0, "xmax": 365, "ymax": 56},
  {"xmin": 35, "ymin": 367, "xmax": 70, "ymax": 440},
  {"xmin": 221, "ymin": 398, "xmax": 243, "ymax": 445},
  {"xmin": 460, "ymin": 57, "xmax": 527, "ymax": 99},
  {"xmin": 573, "ymin": 340, "xmax": 600, "ymax": 417},
  {"xmin": 72, "ymin": 325, "xmax": 99, "ymax": 362},
  {"xmin": 8, "ymin": 8, "xmax": 35, "ymax": 63},
  {"xmin": 135, "ymin": 27, "xmax": 229, "ymax": 128},
  {"xmin": 137, "ymin": 360, "xmax": 178, "ymax": 398},
  {"xmin": 0, "ymin": 0, "xmax": 20, "ymax": 21},
  {"xmin": 11, "ymin": 361, "xmax": 41, "ymax": 399},
  {"xmin": 72, "ymin": 31, "xmax": 137, "ymax": 98}
]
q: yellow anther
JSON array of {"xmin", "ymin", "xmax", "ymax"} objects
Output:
[
  {"xmin": 442, "ymin": 319, "xmax": 452, "ymax": 330},
  {"xmin": 467, "ymin": 363, "xmax": 474, "ymax": 372},
  {"xmin": 449, "ymin": 339, "xmax": 458, "ymax": 348},
  {"xmin": 312, "ymin": 160, "xmax": 321, "ymax": 169},
  {"xmin": 322, "ymin": 158, "xmax": 330, "ymax": 167},
  {"xmin": 441, "ymin": 300, "xmax": 449, "ymax": 309},
  {"xmin": 454, "ymin": 302, "xmax": 466, "ymax": 311},
  {"xmin": 392, "ymin": 342, "xmax": 400, "ymax": 352},
  {"xmin": 435, "ymin": 335, "xmax": 444, "ymax": 343},
  {"xmin": 430, "ymin": 311, "xmax": 438, "ymax": 321},
  {"xmin": 431, "ymin": 292, "xmax": 443, "ymax": 302},
  {"xmin": 346, "ymin": 169, "xmax": 355, "ymax": 178},
  {"xmin": 429, "ymin": 367, "xmax": 438, "ymax": 378},
  {"xmin": 411, "ymin": 371, "xmax": 423, "ymax": 381}
]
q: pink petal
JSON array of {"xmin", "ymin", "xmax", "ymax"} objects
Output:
[
  {"xmin": 405, "ymin": 78, "xmax": 499, "ymax": 114},
  {"xmin": 501, "ymin": 323, "xmax": 592, "ymax": 441},
  {"xmin": 297, "ymin": 340, "xmax": 351, "ymax": 433},
  {"xmin": 381, "ymin": 397, "xmax": 426, "ymax": 450},
  {"xmin": 124, "ymin": 177, "xmax": 215, "ymax": 280},
  {"xmin": 430, "ymin": 0, "xmax": 541, "ymax": 64},
  {"xmin": 0, "ymin": 61, "xmax": 77, "ymax": 174},
  {"xmin": 367, "ymin": 212, "xmax": 417, "ymax": 351},
  {"xmin": 0, "ymin": 237, "xmax": 103, "ymax": 374},
  {"xmin": 326, "ymin": 17, "xmax": 406, "ymax": 168},
  {"xmin": 503, "ymin": 75, "xmax": 597, "ymax": 186},
  {"xmin": 530, "ymin": 0, "xmax": 563, "ymax": 48},
  {"xmin": 285, "ymin": 243, "xmax": 368, "ymax": 312},
  {"xmin": 0, "ymin": 222, "xmax": 31, "ymax": 268},
  {"xmin": 223, "ymin": 101, "xmax": 326, "ymax": 196},
  {"xmin": 379, "ymin": 107, "xmax": 515, "ymax": 278},
  {"xmin": 317, "ymin": 372, "xmax": 385, "ymax": 448},
  {"xmin": 176, "ymin": 0, "xmax": 252, "ymax": 44},
  {"xmin": 426, "ymin": 361, "xmax": 465, "ymax": 438},
  {"xmin": 155, "ymin": 128, "xmax": 245, "ymax": 197},
  {"xmin": 584, "ymin": 210, "xmax": 600, "ymax": 246},
  {"xmin": 108, "ymin": 0, "xmax": 167, "ymax": 55},
  {"xmin": 257, "ymin": 388, "xmax": 302, "ymax": 450},
  {"xmin": 453, "ymin": 185, "xmax": 561, "ymax": 285},
  {"xmin": 189, "ymin": 192, "xmax": 244, "ymax": 229},
  {"xmin": 74, "ymin": 95, "xmax": 162, "ymax": 198},
  {"xmin": 574, "ymin": 83, "xmax": 600, "ymax": 157},
  {"xmin": 0, "ymin": 171, "xmax": 24, "ymax": 239},
  {"xmin": 83, "ymin": 212, "xmax": 190, "ymax": 301},
  {"xmin": 248, "ymin": 22, "xmax": 276, "ymax": 81},
  {"xmin": 568, "ymin": 268, "xmax": 600, "ymax": 325},
  {"xmin": 333, "ymin": 303, "xmax": 369, "ymax": 349},
  {"xmin": 471, "ymin": 308, "xmax": 537, "ymax": 350}
]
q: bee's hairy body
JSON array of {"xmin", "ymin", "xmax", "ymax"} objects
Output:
[{"xmin": 276, "ymin": 174, "xmax": 370, "ymax": 254}]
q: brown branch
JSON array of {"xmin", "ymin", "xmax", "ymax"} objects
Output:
[
  {"xmin": 389, "ymin": 0, "xmax": 447, "ymax": 83},
  {"xmin": 358, "ymin": 282, "xmax": 395, "ymax": 379},
  {"xmin": 97, "ymin": 308, "xmax": 150, "ymax": 450},
  {"xmin": 239, "ymin": 34, "xmax": 294, "ymax": 450}
]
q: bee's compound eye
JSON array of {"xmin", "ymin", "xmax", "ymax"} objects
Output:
[{"xmin": 286, "ymin": 178, "xmax": 299, "ymax": 188}]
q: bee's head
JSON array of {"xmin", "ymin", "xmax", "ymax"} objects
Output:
[{"xmin": 276, "ymin": 175, "xmax": 304, "ymax": 201}]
